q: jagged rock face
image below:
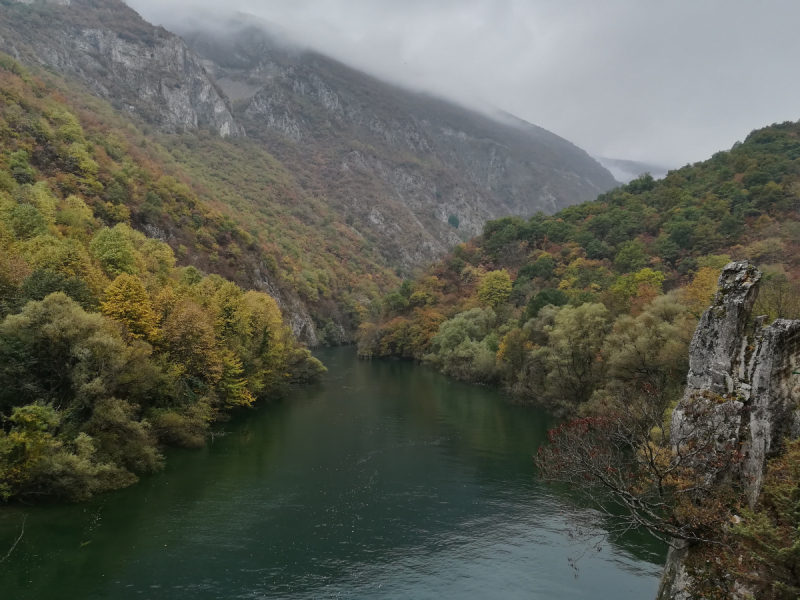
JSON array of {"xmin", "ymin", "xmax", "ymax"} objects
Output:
[
  {"xmin": 659, "ymin": 261, "xmax": 800, "ymax": 599},
  {"xmin": 0, "ymin": 0, "xmax": 242, "ymax": 137},
  {"xmin": 252, "ymin": 268, "xmax": 319, "ymax": 347},
  {"xmin": 179, "ymin": 20, "xmax": 618, "ymax": 268},
  {"xmin": 683, "ymin": 262, "xmax": 762, "ymax": 395}
]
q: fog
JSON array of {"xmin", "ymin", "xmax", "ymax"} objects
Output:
[{"xmin": 126, "ymin": 0, "xmax": 800, "ymax": 168}]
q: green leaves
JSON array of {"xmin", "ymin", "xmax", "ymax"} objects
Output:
[{"xmin": 89, "ymin": 226, "xmax": 138, "ymax": 276}]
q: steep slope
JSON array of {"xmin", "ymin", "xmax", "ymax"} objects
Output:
[
  {"xmin": 359, "ymin": 119, "xmax": 800, "ymax": 385},
  {"xmin": 0, "ymin": 55, "xmax": 325, "ymax": 502},
  {"xmin": 1, "ymin": 0, "xmax": 241, "ymax": 136},
  {"xmin": 0, "ymin": 0, "xmax": 402, "ymax": 344},
  {"xmin": 177, "ymin": 16, "xmax": 618, "ymax": 266},
  {"xmin": 0, "ymin": 0, "xmax": 616, "ymax": 341}
]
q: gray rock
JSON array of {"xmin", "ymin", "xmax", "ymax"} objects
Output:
[
  {"xmin": 1, "ymin": 0, "xmax": 243, "ymax": 137},
  {"xmin": 660, "ymin": 261, "xmax": 800, "ymax": 597}
]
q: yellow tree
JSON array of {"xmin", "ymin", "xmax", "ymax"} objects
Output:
[
  {"xmin": 161, "ymin": 300, "xmax": 222, "ymax": 383},
  {"xmin": 681, "ymin": 267, "xmax": 720, "ymax": 318},
  {"xmin": 242, "ymin": 290, "xmax": 288, "ymax": 394},
  {"xmin": 477, "ymin": 269, "xmax": 513, "ymax": 308},
  {"xmin": 101, "ymin": 274, "xmax": 159, "ymax": 341}
]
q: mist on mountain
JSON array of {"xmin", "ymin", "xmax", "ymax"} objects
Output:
[{"xmin": 126, "ymin": 0, "xmax": 800, "ymax": 168}]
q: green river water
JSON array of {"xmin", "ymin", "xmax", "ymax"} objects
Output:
[{"xmin": 0, "ymin": 347, "xmax": 665, "ymax": 599}]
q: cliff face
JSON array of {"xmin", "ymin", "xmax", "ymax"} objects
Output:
[
  {"xmin": 179, "ymin": 19, "xmax": 618, "ymax": 268},
  {"xmin": 1, "ymin": 0, "xmax": 242, "ymax": 137},
  {"xmin": 658, "ymin": 261, "xmax": 800, "ymax": 599}
]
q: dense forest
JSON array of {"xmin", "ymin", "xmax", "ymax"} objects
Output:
[
  {"xmin": 358, "ymin": 120, "xmax": 800, "ymax": 598},
  {"xmin": 0, "ymin": 55, "xmax": 327, "ymax": 502},
  {"xmin": 359, "ymin": 120, "xmax": 800, "ymax": 409}
]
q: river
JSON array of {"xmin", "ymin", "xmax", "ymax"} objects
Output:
[{"xmin": 0, "ymin": 347, "xmax": 665, "ymax": 599}]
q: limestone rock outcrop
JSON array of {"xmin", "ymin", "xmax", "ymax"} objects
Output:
[{"xmin": 657, "ymin": 261, "xmax": 800, "ymax": 599}]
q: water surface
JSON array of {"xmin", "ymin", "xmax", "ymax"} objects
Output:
[{"xmin": 0, "ymin": 347, "xmax": 665, "ymax": 599}]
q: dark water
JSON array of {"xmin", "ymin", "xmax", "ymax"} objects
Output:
[{"xmin": 0, "ymin": 348, "xmax": 665, "ymax": 599}]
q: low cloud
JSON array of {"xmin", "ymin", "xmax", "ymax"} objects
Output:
[{"xmin": 127, "ymin": 0, "xmax": 800, "ymax": 167}]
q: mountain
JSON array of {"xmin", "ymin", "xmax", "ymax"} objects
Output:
[
  {"xmin": 595, "ymin": 156, "xmax": 670, "ymax": 183},
  {"xmin": 0, "ymin": 47, "xmax": 326, "ymax": 502},
  {"xmin": 0, "ymin": 0, "xmax": 242, "ymax": 137},
  {"xmin": 0, "ymin": 0, "xmax": 617, "ymax": 343},
  {"xmin": 176, "ymin": 15, "xmax": 618, "ymax": 267}
]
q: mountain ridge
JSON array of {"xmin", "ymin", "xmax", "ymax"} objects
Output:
[{"xmin": 0, "ymin": 0, "xmax": 618, "ymax": 343}]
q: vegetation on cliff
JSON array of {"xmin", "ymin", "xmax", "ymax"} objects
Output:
[
  {"xmin": 0, "ymin": 0, "xmax": 404, "ymax": 343},
  {"xmin": 0, "ymin": 56, "xmax": 327, "ymax": 502}
]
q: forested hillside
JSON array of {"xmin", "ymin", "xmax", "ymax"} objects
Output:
[
  {"xmin": 359, "ymin": 119, "xmax": 800, "ymax": 412},
  {"xmin": 359, "ymin": 120, "xmax": 800, "ymax": 598},
  {"xmin": 0, "ymin": 0, "xmax": 408, "ymax": 346},
  {"xmin": 0, "ymin": 0, "xmax": 617, "ymax": 295},
  {"xmin": 0, "ymin": 55, "xmax": 326, "ymax": 502}
]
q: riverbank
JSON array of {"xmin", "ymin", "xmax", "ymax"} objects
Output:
[{"xmin": 0, "ymin": 347, "xmax": 664, "ymax": 599}]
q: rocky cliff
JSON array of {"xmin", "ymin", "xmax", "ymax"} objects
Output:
[
  {"xmin": 657, "ymin": 261, "xmax": 800, "ymax": 599},
  {"xmin": 1, "ymin": 0, "xmax": 242, "ymax": 137},
  {"xmin": 178, "ymin": 17, "xmax": 618, "ymax": 267}
]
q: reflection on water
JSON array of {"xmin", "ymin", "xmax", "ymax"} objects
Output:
[{"xmin": 0, "ymin": 347, "xmax": 665, "ymax": 599}]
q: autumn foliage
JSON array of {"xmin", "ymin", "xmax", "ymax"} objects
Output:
[{"xmin": 0, "ymin": 56, "xmax": 325, "ymax": 502}]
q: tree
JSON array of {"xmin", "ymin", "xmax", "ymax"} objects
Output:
[
  {"xmin": 161, "ymin": 300, "xmax": 222, "ymax": 383},
  {"xmin": 213, "ymin": 281, "xmax": 250, "ymax": 347},
  {"xmin": 752, "ymin": 267, "xmax": 800, "ymax": 322},
  {"xmin": 608, "ymin": 267, "xmax": 666, "ymax": 313},
  {"xmin": 0, "ymin": 404, "xmax": 134, "ymax": 502},
  {"xmin": 497, "ymin": 328, "xmax": 529, "ymax": 380},
  {"xmin": 241, "ymin": 290, "xmax": 289, "ymax": 394},
  {"xmin": 601, "ymin": 293, "xmax": 695, "ymax": 401},
  {"xmin": 477, "ymin": 269, "xmax": 513, "ymax": 308},
  {"xmin": 9, "ymin": 151, "xmax": 35, "ymax": 184},
  {"xmin": 0, "ymin": 292, "xmax": 155, "ymax": 413},
  {"xmin": 525, "ymin": 288, "xmax": 568, "ymax": 320},
  {"xmin": 8, "ymin": 203, "xmax": 48, "ymax": 240},
  {"xmin": 681, "ymin": 267, "xmax": 721, "ymax": 318},
  {"xmin": 101, "ymin": 274, "xmax": 158, "ymax": 341},
  {"xmin": 536, "ymin": 386, "xmax": 744, "ymax": 547},
  {"xmin": 21, "ymin": 236, "xmax": 99, "ymax": 287},
  {"xmin": 541, "ymin": 302, "xmax": 612, "ymax": 407},
  {"xmin": 89, "ymin": 226, "xmax": 138, "ymax": 276},
  {"xmin": 426, "ymin": 308, "xmax": 497, "ymax": 380},
  {"xmin": 19, "ymin": 269, "xmax": 97, "ymax": 310},
  {"xmin": 519, "ymin": 253, "xmax": 556, "ymax": 280},
  {"xmin": 614, "ymin": 240, "xmax": 649, "ymax": 273}
]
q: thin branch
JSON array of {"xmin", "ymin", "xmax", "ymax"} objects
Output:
[{"xmin": 0, "ymin": 514, "xmax": 26, "ymax": 564}]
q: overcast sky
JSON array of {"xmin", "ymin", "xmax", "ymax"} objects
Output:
[{"xmin": 127, "ymin": 0, "xmax": 800, "ymax": 168}]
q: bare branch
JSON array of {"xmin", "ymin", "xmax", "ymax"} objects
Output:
[{"xmin": 0, "ymin": 514, "xmax": 26, "ymax": 564}]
